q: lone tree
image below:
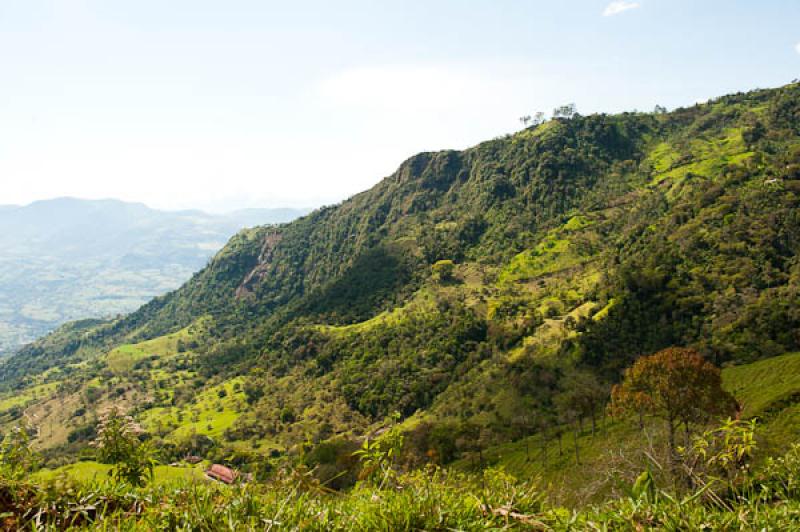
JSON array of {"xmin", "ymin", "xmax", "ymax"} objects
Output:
[
  {"xmin": 552, "ymin": 103, "xmax": 577, "ymax": 119},
  {"xmin": 611, "ymin": 347, "xmax": 737, "ymax": 459}
]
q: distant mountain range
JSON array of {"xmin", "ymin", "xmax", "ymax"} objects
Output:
[{"xmin": 0, "ymin": 198, "xmax": 310, "ymax": 355}]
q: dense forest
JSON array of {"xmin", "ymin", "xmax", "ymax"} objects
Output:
[{"xmin": 2, "ymin": 82, "xmax": 800, "ymax": 528}]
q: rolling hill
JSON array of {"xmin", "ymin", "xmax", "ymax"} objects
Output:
[{"xmin": 1, "ymin": 82, "xmax": 800, "ymax": 505}]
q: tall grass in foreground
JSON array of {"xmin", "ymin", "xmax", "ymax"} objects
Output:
[
  {"xmin": 2, "ymin": 420, "xmax": 800, "ymax": 530},
  {"xmin": 1, "ymin": 447, "xmax": 799, "ymax": 530}
]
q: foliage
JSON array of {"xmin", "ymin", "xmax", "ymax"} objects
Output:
[
  {"xmin": 0, "ymin": 425, "xmax": 39, "ymax": 480},
  {"xmin": 2, "ymin": 83, "xmax": 800, "ymax": 509},
  {"xmin": 759, "ymin": 443, "xmax": 800, "ymax": 501},
  {"xmin": 93, "ymin": 409, "xmax": 156, "ymax": 487},
  {"xmin": 0, "ymin": 439, "xmax": 799, "ymax": 529},
  {"xmin": 431, "ymin": 259, "xmax": 455, "ymax": 282},
  {"xmin": 353, "ymin": 412, "xmax": 405, "ymax": 488},
  {"xmin": 611, "ymin": 347, "xmax": 735, "ymax": 450},
  {"xmin": 611, "ymin": 347, "xmax": 737, "ymax": 453},
  {"xmin": 680, "ymin": 418, "xmax": 758, "ymax": 502},
  {"xmin": 554, "ymin": 369, "xmax": 608, "ymax": 435}
]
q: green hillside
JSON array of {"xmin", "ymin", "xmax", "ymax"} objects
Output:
[
  {"xmin": 466, "ymin": 352, "xmax": 800, "ymax": 507},
  {"xmin": 2, "ymin": 83, "xmax": 800, "ymax": 514}
]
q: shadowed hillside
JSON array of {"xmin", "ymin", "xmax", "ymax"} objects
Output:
[{"xmin": 1, "ymin": 84, "xmax": 800, "ymax": 509}]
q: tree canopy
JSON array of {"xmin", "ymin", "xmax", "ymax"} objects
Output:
[{"xmin": 611, "ymin": 347, "xmax": 737, "ymax": 453}]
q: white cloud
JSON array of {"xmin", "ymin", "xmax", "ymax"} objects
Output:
[
  {"xmin": 603, "ymin": 1, "xmax": 641, "ymax": 17},
  {"xmin": 795, "ymin": 42, "xmax": 800, "ymax": 55}
]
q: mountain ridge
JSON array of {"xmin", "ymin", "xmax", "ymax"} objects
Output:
[{"xmin": 2, "ymin": 83, "xmax": 800, "ymax": 498}]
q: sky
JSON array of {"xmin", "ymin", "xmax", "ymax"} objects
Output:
[{"xmin": 1, "ymin": 1, "xmax": 799, "ymax": 212}]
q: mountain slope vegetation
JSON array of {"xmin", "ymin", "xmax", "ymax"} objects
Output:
[{"xmin": 2, "ymin": 83, "xmax": 800, "ymax": 507}]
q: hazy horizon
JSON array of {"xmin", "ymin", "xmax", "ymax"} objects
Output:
[
  {"xmin": 2, "ymin": 0, "xmax": 799, "ymax": 212},
  {"xmin": 0, "ymin": 195, "xmax": 318, "ymax": 215}
]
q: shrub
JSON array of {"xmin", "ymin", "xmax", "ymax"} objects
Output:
[{"xmin": 93, "ymin": 409, "xmax": 156, "ymax": 487}]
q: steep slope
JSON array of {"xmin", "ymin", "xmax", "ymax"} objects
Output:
[
  {"xmin": 0, "ymin": 199, "xmax": 309, "ymax": 355},
  {"xmin": 2, "ymin": 83, "xmax": 800, "ymax": 478},
  {"xmin": 450, "ymin": 351, "xmax": 800, "ymax": 507}
]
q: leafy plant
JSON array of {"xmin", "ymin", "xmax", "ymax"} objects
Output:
[
  {"xmin": 679, "ymin": 418, "xmax": 758, "ymax": 506},
  {"xmin": 93, "ymin": 409, "xmax": 156, "ymax": 487},
  {"xmin": 353, "ymin": 412, "xmax": 405, "ymax": 489},
  {"xmin": 0, "ymin": 424, "xmax": 39, "ymax": 480}
]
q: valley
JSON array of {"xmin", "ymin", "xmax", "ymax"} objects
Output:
[
  {"xmin": 0, "ymin": 199, "xmax": 308, "ymax": 355},
  {"xmin": 2, "ymin": 82, "xmax": 800, "ymax": 528}
]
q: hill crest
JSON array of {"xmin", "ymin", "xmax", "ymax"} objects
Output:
[{"xmin": 1, "ymin": 83, "xmax": 800, "ymax": 494}]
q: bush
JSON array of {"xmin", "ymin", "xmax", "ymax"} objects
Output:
[
  {"xmin": 431, "ymin": 259, "xmax": 455, "ymax": 282},
  {"xmin": 94, "ymin": 409, "xmax": 156, "ymax": 487}
]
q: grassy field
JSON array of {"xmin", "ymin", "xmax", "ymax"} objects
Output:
[
  {"xmin": 647, "ymin": 127, "xmax": 755, "ymax": 201},
  {"xmin": 0, "ymin": 382, "xmax": 59, "ymax": 412},
  {"xmin": 723, "ymin": 351, "xmax": 800, "ymax": 451},
  {"xmin": 499, "ymin": 238, "xmax": 579, "ymax": 284},
  {"xmin": 33, "ymin": 461, "xmax": 208, "ymax": 485},
  {"xmin": 106, "ymin": 327, "xmax": 193, "ymax": 374},
  {"xmin": 139, "ymin": 377, "xmax": 246, "ymax": 440},
  {"xmin": 723, "ymin": 351, "xmax": 800, "ymax": 417}
]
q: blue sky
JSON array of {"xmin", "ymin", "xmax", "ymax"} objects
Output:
[{"xmin": 1, "ymin": 0, "xmax": 798, "ymax": 212}]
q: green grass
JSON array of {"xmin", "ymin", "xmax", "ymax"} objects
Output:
[
  {"xmin": 646, "ymin": 141, "xmax": 681, "ymax": 173},
  {"xmin": 562, "ymin": 215, "xmax": 593, "ymax": 231},
  {"xmin": 152, "ymin": 464, "xmax": 208, "ymax": 483},
  {"xmin": 33, "ymin": 461, "xmax": 114, "ymax": 483},
  {"xmin": 317, "ymin": 289, "xmax": 438, "ymax": 336},
  {"xmin": 475, "ymin": 418, "xmax": 644, "ymax": 506},
  {"xmin": 723, "ymin": 352, "xmax": 800, "ymax": 450},
  {"xmin": 0, "ymin": 382, "xmax": 59, "ymax": 412},
  {"xmin": 33, "ymin": 461, "xmax": 207, "ymax": 485},
  {"xmin": 647, "ymin": 128, "xmax": 755, "ymax": 199},
  {"xmin": 106, "ymin": 327, "xmax": 193, "ymax": 374},
  {"xmin": 499, "ymin": 240, "xmax": 579, "ymax": 284},
  {"xmin": 498, "ymin": 212, "xmax": 604, "ymax": 286},
  {"xmin": 139, "ymin": 378, "xmax": 246, "ymax": 440},
  {"xmin": 10, "ymin": 460, "xmax": 800, "ymax": 530},
  {"xmin": 592, "ymin": 298, "xmax": 616, "ymax": 321},
  {"xmin": 723, "ymin": 352, "xmax": 800, "ymax": 417},
  {"xmin": 506, "ymin": 300, "xmax": 598, "ymax": 362}
]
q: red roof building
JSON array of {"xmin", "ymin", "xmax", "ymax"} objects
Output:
[{"xmin": 205, "ymin": 464, "xmax": 238, "ymax": 484}]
